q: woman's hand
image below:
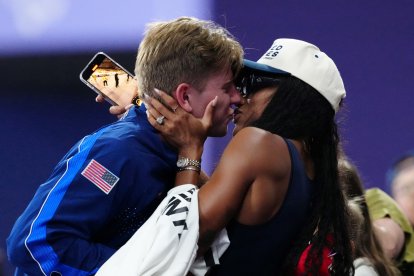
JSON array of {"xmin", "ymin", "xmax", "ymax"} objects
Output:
[{"xmin": 146, "ymin": 89, "xmax": 217, "ymax": 156}]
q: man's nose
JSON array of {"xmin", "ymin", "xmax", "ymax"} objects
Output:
[{"xmin": 230, "ymin": 85, "xmax": 242, "ymax": 104}]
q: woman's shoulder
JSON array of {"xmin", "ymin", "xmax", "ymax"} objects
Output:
[
  {"xmin": 227, "ymin": 127, "xmax": 290, "ymax": 171},
  {"xmin": 232, "ymin": 126, "xmax": 285, "ymax": 146}
]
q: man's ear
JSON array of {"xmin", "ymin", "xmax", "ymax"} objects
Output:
[{"xmin": 174, "ymin": 83, "xmax": 193, "ymax": 112}]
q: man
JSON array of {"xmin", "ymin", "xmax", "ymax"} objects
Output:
[{"xmin": 7, "ymin": 17, "xmax": 243, "ymax": 276}]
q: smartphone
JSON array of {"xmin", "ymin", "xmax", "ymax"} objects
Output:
[{"xmin": 80, "ymin": 52, "xmax": 141, "ymax": 106}]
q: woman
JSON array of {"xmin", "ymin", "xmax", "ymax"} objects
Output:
[{"xmin": 146, "ymin": 38, "xmax": 354, "ymax": 275}]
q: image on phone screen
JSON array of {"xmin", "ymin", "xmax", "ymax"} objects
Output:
[{"xmin": 80, "ymin": 52, "xmax": 140, "ymax": 107}]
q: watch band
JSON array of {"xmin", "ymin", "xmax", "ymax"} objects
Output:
[
  {"xmin": 177, "ymin": 156, "xmax": 201, "ymax": 170},
  {"xmin": 185, "ymin": 159, "xmax": 201, "ymax": 168},
  {"xmin": 177, "ymin": 165, "xmax": 201, "ymax": 173}
]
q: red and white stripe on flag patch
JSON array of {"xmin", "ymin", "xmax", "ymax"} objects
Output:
[{"xmin": 81, "ymin": 159, "xmax": 119, "ymax": 194}]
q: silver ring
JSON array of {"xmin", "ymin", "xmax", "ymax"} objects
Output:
[{"xmin": 156, "ymin": 115, "xmax": 165, "ymax": 125}]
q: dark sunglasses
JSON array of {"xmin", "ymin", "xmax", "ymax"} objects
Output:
[{"xmin": 235, "ymin": 73, "xmax": 281, "ymax": 98}]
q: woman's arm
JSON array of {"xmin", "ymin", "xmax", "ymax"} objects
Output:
[
  {"xmin": 195, "ymin": 129, "xmax": 258, "ymax": 251},
  {"xmin": 175, "ymin": 127, "xmax": 289, "ymax": 254},
  {"xmin": 146, "ymin": 90, "xmax": 290, "ymax": 252}
]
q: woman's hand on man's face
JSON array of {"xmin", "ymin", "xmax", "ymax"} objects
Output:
[{"xmin": 145, "ymin": 88, "xmax": 217, "ymax": 152}]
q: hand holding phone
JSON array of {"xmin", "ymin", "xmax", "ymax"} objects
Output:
[{"xmin": 80, "ymin": 52, "xmax": 141, "ymax": 107}]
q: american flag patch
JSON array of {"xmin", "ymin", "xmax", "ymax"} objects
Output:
[{"xmin": 81, "ymin": 159, "xmax": 119, "ymax": 194}]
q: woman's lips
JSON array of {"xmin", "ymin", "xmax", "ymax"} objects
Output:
[{"xmin": 233, "ymin": 109, "xmax": 241, "ymax": 122}]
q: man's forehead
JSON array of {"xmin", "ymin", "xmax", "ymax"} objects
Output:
[{"xmin": 208, "ymin": 67, "xmax": 234, "ymax": 82}]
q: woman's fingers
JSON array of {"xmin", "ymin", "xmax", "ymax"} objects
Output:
[
  {"xmin": 154, "ymin": 88, "xmax": 180, "ymax": 114},
  {"xmin": 146, "ymin": 89, "xmax": 216, "ymax": 136},
  {"xmin": 146, "ymin": 109, "xmax": 159, "ymax": 130},
  {"xmin": 146, "ymin": 103, "xmax": 163, "ymax": 126},
  {"xmin": 146, "ymin": 89, "xmax": 178, "ymax": 127},
  {"xmin": 145, "ymin": 89, "xmax": 209, "ymax": 151},
  {"xmin": 201, "ymin": 96, "xmax": 217, "ymax": 129},
  {"xmin": 145, "ymin": 96, "xmax": 171, "ymax": 133}
]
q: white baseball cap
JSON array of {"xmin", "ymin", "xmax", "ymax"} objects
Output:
[{"xmin": 243, "ymin": 38, "xmax": 346, "ymax": 113}]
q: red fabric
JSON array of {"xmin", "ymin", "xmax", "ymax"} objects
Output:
[{"xmin": 295, "ymin": 235, "xmax": 334, "ymax": 276}]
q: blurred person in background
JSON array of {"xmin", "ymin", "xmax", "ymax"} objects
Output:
[
  {"xmin": 365, "ymin": 187, "xmax": 414, "ymax": 275},
  {"xmin": 386, "ymin": 150, "xmax": 414, "ymax": 227}
]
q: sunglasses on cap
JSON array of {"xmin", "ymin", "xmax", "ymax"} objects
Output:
[{"xmin": 235, "ymin": 73, "xmax": 281, "ymax": 98}]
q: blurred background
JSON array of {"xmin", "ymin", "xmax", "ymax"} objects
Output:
[{"xmin": 1, "ymin": 0, "xmax": 413, "ymax": 274}]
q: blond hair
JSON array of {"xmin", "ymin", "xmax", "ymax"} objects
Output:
[{"xmin": 135, "ymin": 17, "xmax": 243, "ymax": 98}]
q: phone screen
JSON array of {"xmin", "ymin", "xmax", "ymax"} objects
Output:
[{"xmin": 80, "ymin": 52, "xmax": 140, "ymax": 107}]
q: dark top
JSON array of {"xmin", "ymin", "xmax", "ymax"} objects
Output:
[{"xmin": 209, "ymin": 139, "xmax": 313, "ymax": 276}]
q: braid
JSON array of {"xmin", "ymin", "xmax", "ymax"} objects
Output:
[{"xmin": 251, "ymin": 76, "xmax": 354, "ymax": 275}]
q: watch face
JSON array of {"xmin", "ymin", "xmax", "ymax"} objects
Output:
[{"xmin": 177, "ymin": 158, "xmax": 188, "ymax": 167}]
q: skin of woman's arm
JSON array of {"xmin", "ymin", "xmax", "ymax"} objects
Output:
[
  {"xmin": 182, "ymin": 127, "xmax": 291, "ymax": 253},
  {"xmin": 198, "ymin": 170, "xmax": 210, "ymax": 187}
]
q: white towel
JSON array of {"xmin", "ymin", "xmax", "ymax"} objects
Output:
[{"xmin": 96, "ymin": 184, "xmax": 229, "ymax": 276}]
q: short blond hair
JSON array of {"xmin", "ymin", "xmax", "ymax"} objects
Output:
[{"xmin": 135, "ymin": 17, "xmax": 243, "ymax": 98}]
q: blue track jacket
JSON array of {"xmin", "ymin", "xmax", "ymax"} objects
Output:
[{"xmin": 7, "ymin": 105, "xmax": 177, "ymax": 276}]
